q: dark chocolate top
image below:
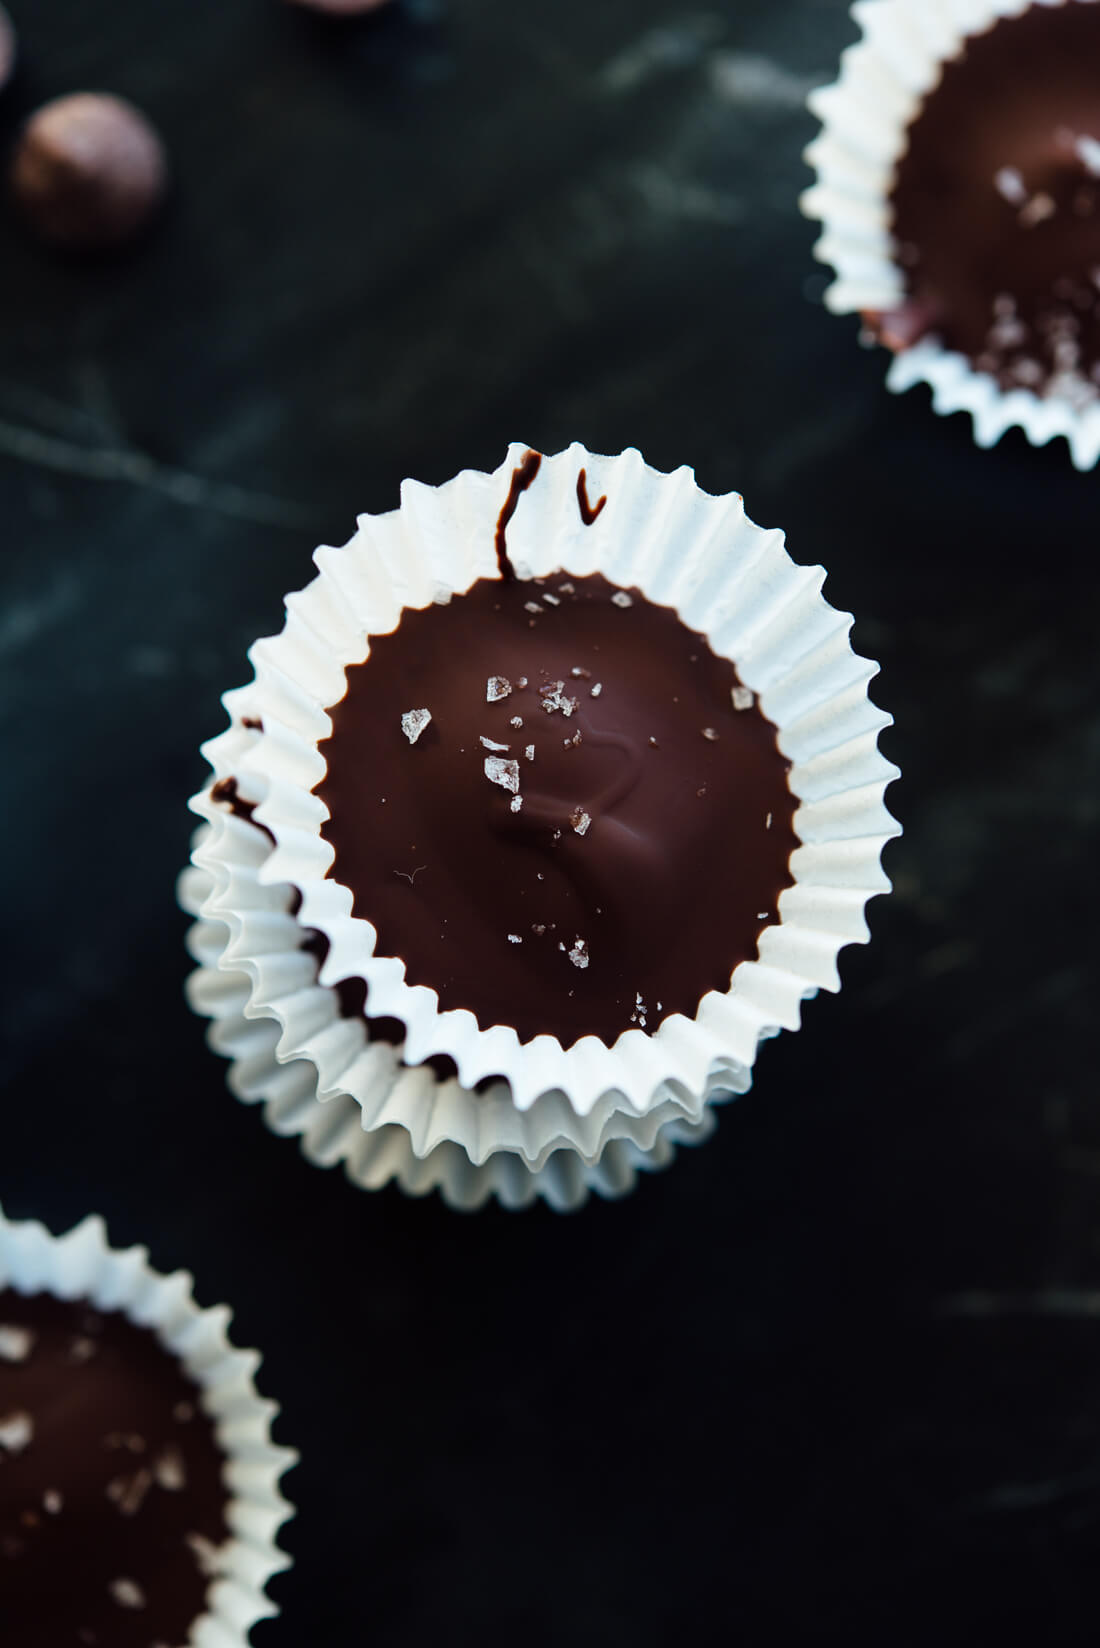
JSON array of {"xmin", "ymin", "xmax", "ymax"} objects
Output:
[
  {"xmin": 880, "ymin": 0, "xmax": 1100, "ymax": 400},
  {"xmin": 0, "ymin": 1290, "xmax": 230, "ymax": 1648},
  {"xmin": 317, "ymin": 572, "xmax": 798, "ymax": 1047}
]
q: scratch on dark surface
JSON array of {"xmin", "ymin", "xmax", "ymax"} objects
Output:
[
  {"xmin": 0, "ymin": 416, "xmax": 312, "ymax": 530},
  {"xmin": 626, "ymin": 164, "xmax": 745, "ymax": 225},
  {"xmin": 937, "ymin": 1288, "xmax": 1100, "ymax": 1319},
  {"xmin": 601, "ymin": 16, "xmax": 724, "ymax": 93},
  {"xmin": 709, "ymin": 51, "xmax": 822, "ymax": 109},
  {"xmin": 0, "ymin": 573, "xmax": 83, "ymax": 659},
  {"xmin": 958, "ymin": 1468, "xmax": 1100, "ymax": 1516}
]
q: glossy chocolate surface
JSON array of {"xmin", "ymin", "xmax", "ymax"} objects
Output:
[
  {"xmin": 317, "ymin": 572, "xmax": 798, "ymax": 1046},
  {"xmin": 880, "ymin": 0, "xmax": 1100, "ymax": 400},
  {"xmin": 0, "ymin": 1290, "xmax": 229, "ymax": 1647}
]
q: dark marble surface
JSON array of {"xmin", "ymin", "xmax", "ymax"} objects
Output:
[{"xmin": 2, "ymin": 1, "xmax": 1098, "ymax": 1643}]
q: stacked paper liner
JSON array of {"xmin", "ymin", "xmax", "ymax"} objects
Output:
[
  {"xmin": 801, "ymin": 0, "xmax": 1100, "ymax": 469},
  {"xmin": 180, "ymin": 821, "xmax": 718, "ymax": 1213},
  {"xmin": 0, "ymin": 1205, "xmax": 295, "ymax": 1646},
  {"xmin": 183, "ymin": 442, "xmax": 899, "ymax": 1210}
]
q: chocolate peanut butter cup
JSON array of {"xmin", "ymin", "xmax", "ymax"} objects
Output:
[
  {"xmin": 0, "ymin": 1209, "xmax": 294, "ymax": 1644},
  {"xmin": 185, "ymin": 444, "xmax": 898, "ymax": 1206},
  {"xmin": 804, "ymin": 0, "xmax": 1100, "ymax": 467}
]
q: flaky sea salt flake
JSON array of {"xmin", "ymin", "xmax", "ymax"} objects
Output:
[
  {"xmin": 568, "ymin": 938, "xmax": 590, "ymax": 969},
  {"xmin": 524, "ymin": 601, "xmax": 543, "ymax": 615},
  {"xmin": 1019, "ymin": 191, "xmax": 1056, "ymax": 227},
  {"xmin": 525, "ymin": 744, "xmax": 535, "ymax": 761},
  {"xmin": 484, "ymin": 756, "xmax": 520, "ymax": 794},
  {"xmin": 154, "ymin": 1444, "xmax": 186, "ymax": 1492},
  {"xmin": 509, "ymin": 715, "xmax": 523, "ymax": 728},
  {"xmin": 185, "ymin": 1532, "xmax": 225, "ymax": 1578},
  {"xmin": 570, "ymin": 808, "xmax": 592, "ymax": 836},
  {"xmin": 42, "ymin": 1489, "xmax": 62, "ymax": 1514},
  {"xmin": 401, "ymin": 708, "xmax": 432, "ymax": 745},
  {"xmin": 0, "ymin": 1325, "xmax": 33, "ymax": 1363},
  {"xmin": 1076, "ymin": 135, "xmax": 1100, "ymax": 177},
  {"xmin": 610, "ymin": 591, "xmax": 633, "ymax": 608},
  {"xmin": 590, "ymin": 682, "xmax": 602, "ymax": 697},
  {"xmin": 480, "ymin": 735, "xmax": 510, "ymax": 752},
  {"xmin": 486, "ymin": 676, "xmax": 512, "ymax": 702},
  {"xmin": 510, "ymin": 794, "xmax": 523, "ymax": 813},
  {"xmin": 0, "ymin": 1411, "xmax": 33, "ymax": 1454},
  {"xmin": 508, "ymin": 934, "xmax": 522, "ymax": 944},
  {"xmin": 701, "ymin": 726, "xmax": 719, "ymax": 741},
  {"xmin": 731, "ymin": 685, "xmax": 754, "ymax": 710},
  {"xmin": 993, "ymin": 166, "xmax": 1026, "ymax": 205},
  {"xmin": 108, "ymin": 1578, "xmax": 146, "ymax": 1611},
  {"xmin": 543, "ymin": 592, "xmax": 561, "ymax": 606}
]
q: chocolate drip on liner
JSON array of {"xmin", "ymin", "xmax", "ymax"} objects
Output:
[
  {"xmin": 494, "ymin": 449, "xmax": 542, "ymax": 580},
  {"xmin": 576, "ymin": 468, "xmax": 607, "ymax": 525}
]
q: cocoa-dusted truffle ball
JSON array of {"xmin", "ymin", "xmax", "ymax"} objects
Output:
[{"xmin": 11, "ymin": 93, "xmax": 167, "ymax": 250}]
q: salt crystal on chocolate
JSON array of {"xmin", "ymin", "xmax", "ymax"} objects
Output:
[
  {"xmin": 0, "ymin": 1324, "xmax": 34, "ymax": 1362},
  {"xmin": 994, "ymin": 165, "xmax": 1026, "ymax": 204},
  {"xmin": 484, "ymin": 757, "xmax": 520, "ymax": 794},
  {"xmin": 401, "ymin": 708, "xmax": 432, "ymax": 745},
  {"xmin": 0, "ymin": 1410, "xmax": 33, "ymax": 1453},
  {"xmin": 108, "ymin": 1577, "xmax": 147, "ymax": 1610}
]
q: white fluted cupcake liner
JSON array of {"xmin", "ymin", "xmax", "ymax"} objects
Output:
[
  {"xmin": 185, "ymin": 442, "xmax": 898, "ymax": 1177},
  {"xmin": 180, "ymin": 842, "xmax": 720, "ymax": 1212},
  {"xmin": 0, "ymin": 1204, "xmax": 295, "ymax": 1646},
  {"xmin": 802, "ymin": 0, "xmax": 1100, "ymax": 469}
]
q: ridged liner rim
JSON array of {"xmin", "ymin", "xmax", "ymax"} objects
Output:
[
  {"xmin": 0, "ymin": 1204, "xmax": 296, "ymax": 1647},
  {"xmin": 800, "ymin": 0, "xmax": 1100, "ymax": 469},
  {"xmin": 187, "ymin": 442, "xmax": 899, "ymax": 1122}
]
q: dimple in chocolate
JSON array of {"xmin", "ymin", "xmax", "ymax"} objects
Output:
[
  {"xmin": 0, "ymin": 1291, "xmax": 229, "ymax": 1648},
  {"xmin": 871, "ymin": 1, "xmax": 1100, "ymax": 403},
  {"xmin": 316, "ymin": 570, "xmax": 798, "ymax": 1046}
]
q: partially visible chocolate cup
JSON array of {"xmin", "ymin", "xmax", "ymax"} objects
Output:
[
  {"xmin": 11, "ymin": 93, "xmax": 167, "ymax": 251},
  {"xmin": 0, "ymin": 1206, "xmax": 294, "ymax": 1643},
  {"xmin": 181, "ymin": 443, "xmax": 899, "ymax": 1209},
  {"xmin": 803, "ymin": 0, "xmax": 1100, "ymax": 468}
]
